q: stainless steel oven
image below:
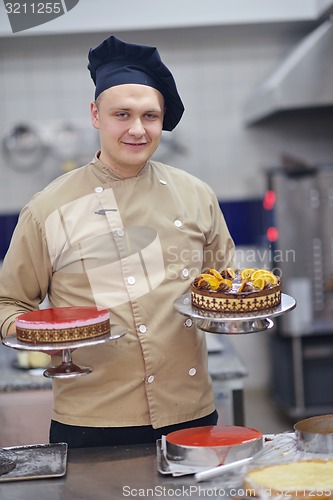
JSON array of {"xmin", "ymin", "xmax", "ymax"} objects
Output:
[{"xmin": 266, "ymin": 164, "xmax": 333, "ymax": 418}]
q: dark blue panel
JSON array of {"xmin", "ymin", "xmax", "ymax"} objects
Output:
[
  {"xmin": 0, "ymin": 214, "xmax": 19, "ymax": 260},
  {"xmin": 0, "ymin": 200, "xmax": 265, "ymax": 261},
  {"xmin": 219, "ymin": 199, "xmax": 266, "ymax": 246}
]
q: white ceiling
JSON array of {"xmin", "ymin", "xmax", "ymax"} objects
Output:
[{"xmin": 1, "ymin": 0, "xmax": 333, "ymax": 37}]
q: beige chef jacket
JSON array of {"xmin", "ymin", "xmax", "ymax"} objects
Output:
[{"xmin": 0, "ymin": 154, "xmax": 234, "ymax": 428}]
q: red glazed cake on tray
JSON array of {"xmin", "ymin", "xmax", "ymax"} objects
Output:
[
  {"xmin": 166, "ymin": 425, "xmax": 263, "ymax": 467},
  {"xmin": 191, "ymin": 268, "xmax": 281, "ymax": 313},
  {"xmin": 15, "ymin": 306, "xmax": 110, "ymax": 344}
]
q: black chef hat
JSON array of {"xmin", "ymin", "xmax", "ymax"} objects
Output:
[{"xmin": 88, "ymin": 35, "xmax": 184, "ymax": 131}]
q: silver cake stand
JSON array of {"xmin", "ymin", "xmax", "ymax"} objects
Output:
[
  {"xmin": 2, "ymin": 324, "xmax": 127, "ymax": 379},
  {"xmin": 173, "ymin": 293, "xmax": 296, "ymax": 334}
]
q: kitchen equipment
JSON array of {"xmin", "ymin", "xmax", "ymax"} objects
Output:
[
  {"xmin": 2, "ymin": 124, "xmax": 46, "ymax": 171},
  {"xmin": 267, "ymin": 164, "xmax": 333, "ymax": 417},
  {"xmin": 294, "ymin": 414, "xmax": 333, "ymax": 453},
  {"xmin": 165, "ymin": 425, "xmax": 263, "ymax": 468},
  {"xmin": 244, "ymin": 18, "xmax": 333, "ymax": 125},
  {"xmin": 52, "ymin": 122, "xmax": 82, "ymax": 162},
  {"xmin": 268, "ymin": 164, "xmax": 333, "ymax": 337},
  {"xmin": 0, "ymin": 443, "xmax": 67, "ymax": 482}
]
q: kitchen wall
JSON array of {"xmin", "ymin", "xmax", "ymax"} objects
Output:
[
  {"xmin": 1, "ymin": 25, "xmax": 333, "ymax": 210},
  {"xmin": 1, "ymin": 22, "xmax": 333, "ymax": 389}
]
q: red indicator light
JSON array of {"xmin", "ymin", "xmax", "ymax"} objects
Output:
[
  {"xmin": 267, "ymin": 226, "xmax": 279, "ymax": 242},
  {"xmin": 263, "ymin": 190, "xmax": 276, "ymax": 210}
]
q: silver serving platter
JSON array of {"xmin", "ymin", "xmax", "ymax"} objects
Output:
[
  {"xmin": 2, "ymin": 325, "xmax": 127, "ymax": 379},
  {"xmin": 174, "ymin": 293, "xmax": 296, "ymax": 334}
]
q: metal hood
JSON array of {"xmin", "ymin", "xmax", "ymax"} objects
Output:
[{"xmin": 243, "ymin": 18, "xmax": 333, "ymax": 124}]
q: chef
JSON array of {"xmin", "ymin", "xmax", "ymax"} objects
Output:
[{"xmin": 0, "ymin": 35, "xmax": 234, "ymax": 448}]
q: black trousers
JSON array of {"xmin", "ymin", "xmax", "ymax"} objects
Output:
[{"xmin": 49, "ymin": 410, "xmax": 218, "ymax": 449}]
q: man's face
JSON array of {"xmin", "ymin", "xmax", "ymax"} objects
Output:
[{"xmin": 91, "ymin": 84, "xmax": 164, "ymax": 177}]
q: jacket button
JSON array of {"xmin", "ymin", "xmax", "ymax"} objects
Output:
[
  {"xmin": 139, "ymin": 324, "xmax": 147, "ymax": 334},
  {"xmin": 174, "ymin": 219, "xmax": 182, "ymax": 228},
  {"xmin": 189, "ymin": 368, "xmax": 196, "ymax": 376},
  {"xmin": 95, "ymin": 187, "xmax": 103, "ymax": 193},
  {"xmin": 147, "ymin": 375, "xmax": 155, "ymax": 384}
]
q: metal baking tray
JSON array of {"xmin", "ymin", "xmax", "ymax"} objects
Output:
[{"xmin": 0, "ymin": 443, "xmax": 67, "ymax": 482}]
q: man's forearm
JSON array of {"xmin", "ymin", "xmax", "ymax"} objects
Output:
[{"xmin": 7, "ymin": 322, "xmax": 16, "ymax": 336}]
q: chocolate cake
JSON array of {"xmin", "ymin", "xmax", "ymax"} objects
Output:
[{"xmin": 191, "ymin": 268, "xmax": 281, "ymax": 313}]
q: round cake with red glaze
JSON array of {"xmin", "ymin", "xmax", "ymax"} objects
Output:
[
  {"xmin": 166, "ymin": 425, "xmax": 263, "ymax": 466},
  {"xmin": 15, "ymin": 306, "xmax": 110, "ymax": 344},
  {"xmin": 191, "ymin": 268, "xmax": 281, "ymax": 313}
]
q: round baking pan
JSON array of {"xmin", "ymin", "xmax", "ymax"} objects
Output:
[
  {"xmin": 165, "ymin": 425, "xmax": 263, "ymax": 467},
  {"xmin": 294, "ymin": 414, "xmax": 333, "ymax": 453}
]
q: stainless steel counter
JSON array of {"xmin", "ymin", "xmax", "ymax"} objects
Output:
[
  {"xmin": 0, "ymin": 343, "xmax": 51, "ymax": 392},
  {"xmin": 0, "ymin": 443, "xmax": 236, "ymax": 500}
]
